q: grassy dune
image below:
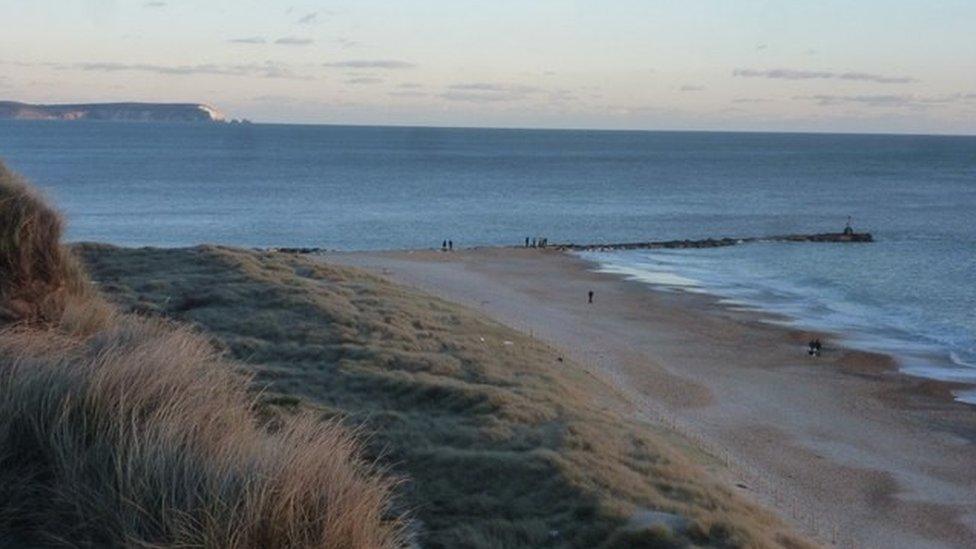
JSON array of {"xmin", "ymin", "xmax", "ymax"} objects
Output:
[
  {"xmin": 77, "ymin": 243, "xmax": 813, "ymax": 549},
  {"xmin": 0, "ymin": 161, "xmax": 403, "ymax": 548}
]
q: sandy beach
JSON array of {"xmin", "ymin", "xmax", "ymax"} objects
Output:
[{"xmin": 324, "ymin": 247, "xmax": 976, "ymax": 549}]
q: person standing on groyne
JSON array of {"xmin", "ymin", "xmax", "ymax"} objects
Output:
[{"xmin": 843, "ymin": 216, "xmax": 854, "ymax": 236}]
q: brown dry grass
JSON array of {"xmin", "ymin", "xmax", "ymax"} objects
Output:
[
  {"xmin": 0, "ymin": 161, "xmax": 95, "ymax": 326},
  {"xmin": 78, "ymin": 243, "xmax": 816, "ymax": 549},
  {"xmin": 0, "ymin": 162, "xmax": 404, "ymax": 548}
]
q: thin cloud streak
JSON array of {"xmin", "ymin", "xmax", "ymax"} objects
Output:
[
  {"xmin": 71, "ymin": 61, "xmax": 310, "ymax": 80},
  {"xmin": 796, "ymin": 93, "xmax": 967, "ymax": 108},
  {"xmin": 734, "ymin": 68, "xmax": 917, "ymax": 84},
  {"xmin": 345, "ymin": 77, "xmax": 383, "ymax": 85},
  {"xmin": 275, "ymin": 37, "xmax": 313, "ymax": 46},
  {"xmin": 439, "ymin": 83, "xmax": 545, "ymax": 103},
  {"xmin": 448, "ymin": 83, "xmax": 541, "ymax": 93},
  {"xmin": 324, "ymin": 60, "xmax": 416, "ymax": 69},
  {"xmin": 229, "ymin": 37, "xmax": 266, "ymax": 44},
  {"xmin": 389, "ymin": 91, "xmax": 428, "ymax": 98},
  {"xmin": 439, "ymin": 92, "xmax": 523, "ymax": 103},
  {"xmin": 297, "ymin": 12, "xmax": 318, "ymax": 24}
]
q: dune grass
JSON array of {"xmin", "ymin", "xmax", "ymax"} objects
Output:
[
  {"xmin": 77, "ymin": 243, "xmax": 814, "ymax": 549},
  {"xmin": 0, "ymin": 162, "xmax": 94, "ymax": 326},
  {"xmin": 0, "ymin": 161, "xmax": 404, "ymax": 548}
]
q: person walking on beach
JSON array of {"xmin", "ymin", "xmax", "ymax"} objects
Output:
[
  {"xmin": 525, "ymin": 237, "xmax": 530, "ymax": 248},
  {"xmin": 448, "ymin": 240, "xmax": 453, "ymax": 251},
  {"xmin": 588, "ymin": 290, "xmax": 594, "ymax": 304},
  {"xmin": 442, "ymin": 240, "xmax": 447, "ymax": 251},
  {"xmin": 808, "ymin": 338, "xmax": 822, "ymax": 357}
]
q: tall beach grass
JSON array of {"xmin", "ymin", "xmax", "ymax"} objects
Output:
[{"xmin": 0, "ymin": 160, "xmax": 404, "ymax": 548}]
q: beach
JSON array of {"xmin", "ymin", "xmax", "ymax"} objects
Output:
[{"xmin": 325, "ymin": 246, "xmax": 976, "ymax": 548}]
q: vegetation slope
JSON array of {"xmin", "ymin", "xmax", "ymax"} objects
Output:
[{"xmin": 77, "ymin": 242, "xmax": 813, "ymax": 549}]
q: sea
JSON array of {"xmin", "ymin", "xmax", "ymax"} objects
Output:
[{"xmin": 1, "ymin": 121, "xmax": 974, "ymax": 401}]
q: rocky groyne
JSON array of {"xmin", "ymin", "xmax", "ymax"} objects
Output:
[{"xmin": 554, "ymin": 231, "xmax": 873, "ymax": 251}]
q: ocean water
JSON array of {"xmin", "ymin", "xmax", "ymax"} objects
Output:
[{"xmin": 1, "ymin": 121, "xmax": 974, "ymax": 398}]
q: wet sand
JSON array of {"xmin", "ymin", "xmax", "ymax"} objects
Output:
[{"xmin": 323, "ymin": 247, "xmax": 976, "ymax": 549}]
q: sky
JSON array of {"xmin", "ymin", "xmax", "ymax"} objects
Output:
[{"xmin": 1, "ymin": 0, "xmax": 975, "ymax": 134}]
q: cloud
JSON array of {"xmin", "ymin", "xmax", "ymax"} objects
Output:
[
  {"xmin": 546, "ymin": 89, "xmax": 578, "ymax": 103},
  {"xmin": 735, "ymin": 68, "xmax": 832, "ymax": 80},
  {"xmin": 448, "ymin": 83, "xmax": 541, "ymax": 93},
  {"xmin": 734, "ymin": 68, "xmax": 917, "ymax": 84},
  {"xmin": 72, "ymin": 61, "xmax": 310, "ymax": 80},
  {"xmin": 680, "ymin": 85, "xmax": 704, "ymax": 92},
  {"xmin": 795, "ymin": 93, "xmax": 963, "ymax": 109},
  {"xmin": 333, "ymin": 38, "xmax": 359, "ymax": 49},
  {"xmin": 229, "ymin": 37, "xmax": 266, "ymax": 44},
  {"xmin": 143, "ymin": 1, "xmax": 166, "ymax": 7},
  {"xmin": 398, "ymin": 82, "xmax": 423, "ymax": 89},
  {"xmin": 836, "ymin": 72, "xmax": 917, "ymax": 84},
  {"xmin": 439, "ymin": 92, "xmax": 520, "ymax": 103},
  {"xmin": 345, "ymin": 77, "xmax": 383, "ymax": 85},
  {"xmin": 275, "ymin": 36, "xmax": 313, "ymax": 46},
  {"xmin": 732, "ymin": 97, "xmax": 771, "ymax": 104},
  {"xmin": 323, "ymin": 60, "xmax": 415, "ymax": 69},
  {"xmin": 253, "ymin": 94, "xmax": 290, "ymax": 102},
  {"xmin": 297, "ymin": 12, "xmax": 318, "ymax": 24},
  {"xmin": 756, "ymin": 44, "xmax": 767, "ymax": 51},
  {"xmin": 439, "ymin": 82, "xmax": 543, "ymax": 103},
  {"xmin": 389, "ymin": 91, "xmax": 428, "ymax": 98}
]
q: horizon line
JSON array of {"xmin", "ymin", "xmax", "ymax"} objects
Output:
[{"xmin": 2, "ymin": 98, "xmax": 974, "ymax": 138}]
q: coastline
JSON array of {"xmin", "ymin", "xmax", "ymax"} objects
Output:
[
  {"xmin": 323, "ymin": 246, "xmax": 976, "ymax": 548},
  {"xmin": 576, "ymin": 247, "xmax": 976, "ymax": 406}
]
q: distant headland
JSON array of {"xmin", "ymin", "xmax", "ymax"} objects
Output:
[{"xmin": 0, "ymin": 101, "xmax": 231, "ymax": 123}]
